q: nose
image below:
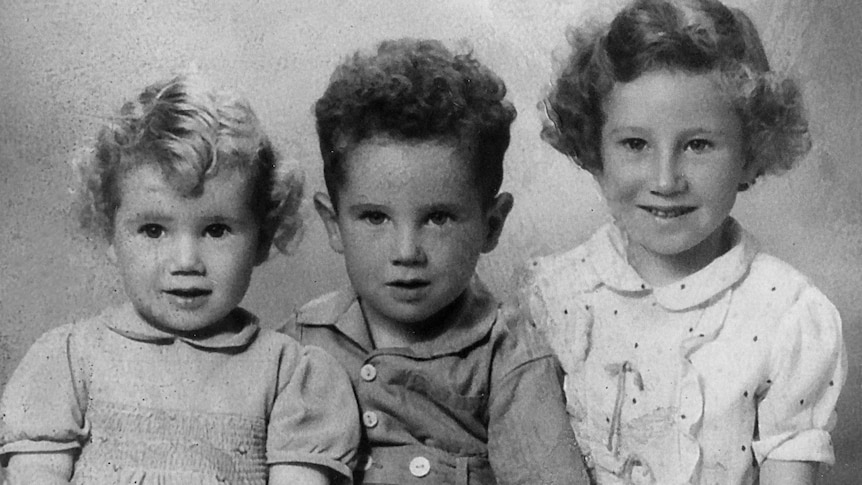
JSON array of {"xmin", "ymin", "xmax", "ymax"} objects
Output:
[
  {"xmin": 391, "ymin": 225, "xmax": 427, "ymax": 266},
  {"xmin": 650, "ymin": 149, "xmax": 687, "ymax": 195},
  {"xmin": 169, "ymin": 234, "xmax": 205, "ymax": 275}
]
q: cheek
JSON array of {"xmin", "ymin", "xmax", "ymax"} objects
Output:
[
  {"xmin": 597, "ymin": 173, "xmax": 639, "ymax": 207},
  {"xmin": 435, "ymin": 231, "xmax": 484, "ymax": 267}
]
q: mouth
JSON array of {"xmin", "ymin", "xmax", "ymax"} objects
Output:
[
  {"xmin": 164, "ymin": 288, "xmax": 212, "ymax": 298},
  {"xmin": 639, "ymin": 205, "xmax": 696, "ymax": 219},
  {"xmin": 386, "ymin": 279, "xmax": 431, "ymax": 290}
]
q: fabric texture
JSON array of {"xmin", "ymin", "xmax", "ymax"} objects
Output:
[
  {"xmin": 0, "ymin": 303, "xmax": 360, "ymax": 484},
  {"xmin": 518, "ymin": 220, "xmax": 846, "ymax": 485},
  {"xmin": 284, "ymin": 277, "xmax": 589, "ymax": 485}
]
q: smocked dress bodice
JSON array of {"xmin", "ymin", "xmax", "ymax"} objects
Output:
[{"xmin": 1, "ymin": 304, "xmax": 360, "ymax": 484}]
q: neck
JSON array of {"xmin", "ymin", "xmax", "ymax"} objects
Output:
[
  {"xmin": 361, "ymin": 293, "xmax": 465, "ymax": 349},
  {"xmin": 626, "ymin": 219, "xmax": 733, "ymax": 287}
]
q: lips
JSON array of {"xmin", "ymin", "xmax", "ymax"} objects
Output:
[
  {"xmin": 386, "ymin": 279, "xmax": 430, "ymax": 290},
  {"xmin": 639, "ymin": 205, "xmax": 696, "ymax": 219},
  {"xmin": 164, "ymin": 288, "xmax": 212, "ymax": 298}
]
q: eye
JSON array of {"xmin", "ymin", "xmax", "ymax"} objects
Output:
[
  {"xmin": 685, "ymin": 138, "xmax": 714, "ymax": 153},
  {"xmin": 360, "ymin": 211, "xmax": 388, "ymax": 226},
  {"xmin": 138, "ymin": 224, "xmax": 165, "ymax": 239},
  {"xmin": 428, "ymin": 212, "xmax": 453, "ymax": 226},
  {"xmin": 204, "ymin": 224, "xmax": 231, "ymax": 238},
  {"xmin": 621, "ymin": 138, "xmax": 647, "ymax": 152}
]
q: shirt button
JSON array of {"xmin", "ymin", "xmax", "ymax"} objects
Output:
[
  {"xmin": 409, "ymin": 456, "xmax": 431, "ymax": 477},
  {"xmin": 360, "ymin": 363, "xmax": 377, "ymax": 381},
  {"xmin": 362, "ymin": 411, "xmax": 379, "ymax": 428}
]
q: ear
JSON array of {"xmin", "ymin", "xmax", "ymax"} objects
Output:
[
  {"xmin": 313, "ymin": 192, "xmax": 345, "ymax": 254},
  {"xmin": 481, "ymin": 192, "xmax": 514, "ymax": 253},
  {"xmin": 738, "ymin": 160, "xmax": 759, "ymax": 192}
]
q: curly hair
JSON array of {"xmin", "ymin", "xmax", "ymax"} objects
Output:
[
  {"xmin": 73, "ymin": 74, "xmax": 303, "ymax": 257},
  {"xmin": 315, "ymin": 38, "xmax": 517, "ymax": 207},
  {"xmin": 542, "ymin": 0, "xmax": 811, "ymax": 186}
]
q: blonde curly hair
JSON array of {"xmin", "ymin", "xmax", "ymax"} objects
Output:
[{"xmin": 73, "ymin": 73, "xmax": 303, "ymax": 257}]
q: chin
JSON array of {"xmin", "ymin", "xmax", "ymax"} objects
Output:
[{"xmin": 149, "ymin": 310, "xmax": 223, "ymax": 334}]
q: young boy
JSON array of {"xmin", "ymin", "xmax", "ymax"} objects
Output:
[{"xmin": 283, "ymin": 39, "xmax": 589, "ymax": 484}]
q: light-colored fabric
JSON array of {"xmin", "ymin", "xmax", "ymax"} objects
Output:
[
  {"xmin": 284, "ymin": 277, "xmax": 590, "ymax": 485},
  {"xmin": 518, "ymin": 221, "xmax": 846, "ymax": 485},
  {"xmin": 0, "ymin": 303, "xmax": 360, "ymax": 484}
]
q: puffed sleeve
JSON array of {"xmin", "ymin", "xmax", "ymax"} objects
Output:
[
  {"xmin": 1, "ymin": 324, "xmax": 89, "ymax": 457},
  {"xmin": 752, "ymin": 286, "xmax": 846, "ymax": 464},
  {"xmin": 515, "ymin": 260, "xmax": 593, "ymax": 377},
  {"xmin": 486, "ymin": 304, "xmax": 590, "ymax": 485},
  {"xmin": 266, "ymin": 342, "xmax": 360, "ymax": 483}
]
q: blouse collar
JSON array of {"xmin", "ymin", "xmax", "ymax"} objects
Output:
[
  {"xmin": 588, "ymin": 219, "xmax": 759, "ymax": 311},
  {"xmin": 102, "ymin": 303, "xmax": 260, "ymax": 350},
  {"xmin": 296, "ymin": 276, "xmax": 499, "ymax": 357}
]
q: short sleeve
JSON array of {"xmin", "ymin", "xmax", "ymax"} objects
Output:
[
  {"xmin": 486, "ymin": 304, "xmax": 591, "ymax": 485},
  {"xmin": 753, "ymin": 287, "xmax": 846, "ymax": 465},
  {"xmin": 266, "ymin": 343, "xmax": 360, "ymax": 482},
  {"xmin": 1, "ymin": 325, "xmax": 89, "ymax": 457}
]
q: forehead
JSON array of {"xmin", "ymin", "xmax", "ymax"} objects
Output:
[
  {"xmin": 340, "ymin": 137, "xmax": 481, "ymax": 205},
  {"xmin": 603, "ymin": 70, "xmax": 738, "ymax": 130},
  {"xmin": 116, "ymin": 165, "xmax": 254, "ymax": 214}
]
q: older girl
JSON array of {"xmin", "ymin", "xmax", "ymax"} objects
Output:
[{"xmin": 519, "ymin": 1, "xmax": 846, "ymax": 483}]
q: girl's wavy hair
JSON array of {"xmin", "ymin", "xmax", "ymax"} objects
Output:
[
  {"xmin": 315, "ymin": 38, "xmax": 517, "ymax": 208},
  {"xmin": 73, "ymin": 74, "xmax": 304, "ymax": 257},
  {"xmin": 542, "ymin": 0, "xmax": 811, "ymax": 188}
]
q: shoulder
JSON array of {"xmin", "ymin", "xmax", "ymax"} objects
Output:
[
  {"xmin": 254, "ymin": 327, "xmax": 347, "ymax": 389},
  {"xmin": 740, "ymin": 253, "xmax": 836, "ymax": 314},
  {"xmin": 521, "ymin": 243, "xmax": 600, "ymax": 294},
  {"xmin": 281, "ymin": 289, "xmax": 354, "ymax": 342},
  {"xmin": 26, "ymin": 309, "xmax": 115, "ymax": 357},
  {"xmin": 735, "ymin": 253, "xmax": 841, "ymax": 341},
  {"xmin": 489, "ymin": 299, "xmax": 554, "ymax": 374},
  {"xmin": 293, "ymin": 290, "xmax": 352, "ymax": 325}
]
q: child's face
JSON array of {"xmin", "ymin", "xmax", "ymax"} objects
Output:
[
  {"xmin": 109, "ymin": 165, "xmax": 261, "ymax": 333},
  {"xmin": 315, "ymin": 137, "xmax": 512, "ymax": 335},
  {"xmin": 597, "ymin": 69, "xmax": 751, "ymax": 264}
]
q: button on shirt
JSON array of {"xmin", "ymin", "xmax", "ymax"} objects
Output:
[
  {"xmin": 284, "ymin": 277, "xmax": 590, "ymax": 485},
  {"xmin": 519, "ymin": 221, "xmax": 846, "ymax": 484}
]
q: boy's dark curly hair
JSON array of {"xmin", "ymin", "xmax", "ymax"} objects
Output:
[
  {"xmin": 315, "ymin": 38, "xmax": 517, "ymax": 207},
  {"xmin": 542, "ymin": 0, "xmax": 811, "ymax": 187}
]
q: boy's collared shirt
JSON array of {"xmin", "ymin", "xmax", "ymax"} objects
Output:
[{"xmin": 285, "ymin": 277, "xmax": 589, "ymax": 485}]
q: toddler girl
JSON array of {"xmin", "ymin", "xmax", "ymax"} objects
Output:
[
  {"xmin": 0, "ymin": 74, "xmax": 360, "ymax": 484},
  {"xmin": 519, "ymin": 1, "xmax": 846, "ymax": 483}
]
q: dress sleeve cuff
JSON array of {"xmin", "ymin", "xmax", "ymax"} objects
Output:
[
  {"xmin": 753, "ymin": 428, "xmax": 835, "ymax": 465},
  {"xmin": 0, "ymin": 439, "xmax": 81, "ymax": 457},
  {"xmin": 267, "ymin": 451, "xmax": 353, "ymax": 481}
]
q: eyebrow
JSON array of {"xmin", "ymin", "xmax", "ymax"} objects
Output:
[
  {"xmin": 346, "ymin": 202, "xmax": 385, "ymax": 213},
  {"xmin": 122, "ymin": 211, "xmax": 247, "ymax": 225},
  {"xmin": 124, "ymin": 210, "xmax": 171, "ymax": 222},
  {"xmin": 421, "ymin": 202, "xmax": 465, "ymax": 213},
  {"xmin": 604, "ymin": 126, "xmax": 729, "ymax": 137}
]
